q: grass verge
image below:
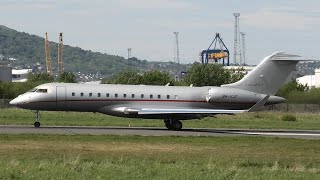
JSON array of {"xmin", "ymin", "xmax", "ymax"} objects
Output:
[{"xmin": 0, "ymin": 134, "xmax": 319, "ymax": 179}]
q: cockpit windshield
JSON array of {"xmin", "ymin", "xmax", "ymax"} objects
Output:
[
  {"xmin": 28, "ymin": 88, "xmax": 48, "ymax": 93},
  {"xmin": 28, "ymin": 88, "xmax": 37, "ymax": 92}
]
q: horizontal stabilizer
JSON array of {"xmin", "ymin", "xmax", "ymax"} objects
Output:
[{"xmin": 269, "ymin": 52, "xmax": 317, "ymax": 61}]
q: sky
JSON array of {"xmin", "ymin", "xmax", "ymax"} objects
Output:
[{"xmin": 1, "ymin": 0, "xmax": 320, "ymax": 65}]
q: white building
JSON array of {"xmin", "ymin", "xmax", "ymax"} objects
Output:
[
  {"xmin": 12, "ymin": 69, "xmax": 33, "ymax": 82},
  {"xmin": 296, "ymin": 69, "xmax": 320, "ymax": 88}
]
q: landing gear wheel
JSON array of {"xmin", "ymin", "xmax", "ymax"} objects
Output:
[
  {"xmin": 172, "ymin": 120, "xmax": 182, "ymax": 131},
  {"xmin": 164, "ymin": 119, "xmax": 182, "ymax": 131},
  {"xmin": 164, "ymin": 119, "xmax": 171, "ymax": 129},
  {"xmin": 34, "ymin": 121, "xmax": 40, "ymax": 128},
  {"xmin": 34, "ymin": 110, "xmax": 41, "ymax": 128},
  {"xmin": 165, "ymin": 122, "xmax": 171, "ymax": 129}
]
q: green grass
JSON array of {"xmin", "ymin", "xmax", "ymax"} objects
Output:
[
  {"xmin": 0, "ymin": 135, "xmax": 319, "ymax": 179},
  {"xmin": 1, "ymin": 108, "xmax": 320, "ymax": 130}
]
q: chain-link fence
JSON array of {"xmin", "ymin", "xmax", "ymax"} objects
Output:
[
  {"xmin": 267, "ymin": 103, "xmax": 320, "ymax": 112},
  {"xmin": 0, "ymin": 99, "xmax": 12, "ymax": 108}
]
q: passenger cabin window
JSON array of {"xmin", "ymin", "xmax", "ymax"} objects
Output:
[
  {"xmin": 132, "ymin": 94, "xmax": 135, "ymax": 98},
  {"xmin": 158, "ymin": 95, "xmax": 161, "ymax": 99},
  {"xmin": 123, "ymin": 94, "xmax": 127, "ymax": 98},
  {"xmin": 150, "ymin": 94, "xmax": 153, "ymax": 99},
  {"xmin": 106, "ymin": 93, "xmax": 109, "ymax": 97},
  {"xmin": 167, "ymin": 95, "xmax": 170, "ymax": 99},
  {"xmin": 72, "ymin": 92, "xmax": 75, "ymax": 96},
  {"xmin": 81, "ymin": 92, "xmax": 84, "ymax": 97},
  {"xmin": 141, "ymin": 94, "xmax": 144, "ymax": 98},
  {"xmin": 89, "ymin": 93, "xmax": 93, "ymax": 97},
  {"xmin": 175, "ymin": 95, "xmax": 178, "ymax": 99},
  {"xmin": 115, "ymin": 93, "xmax": 118, "ymax": 98},
  {"xmin": 98, "ymin": 93, "xmax": 101, "ymax": 97}
]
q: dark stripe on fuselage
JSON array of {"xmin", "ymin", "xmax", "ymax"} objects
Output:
[{"xmin": 26, "ymin": 99, "xmax": 257, "ymax": 105}]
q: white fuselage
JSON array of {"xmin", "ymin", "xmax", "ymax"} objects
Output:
[{"xmin": 10, "ymin": 83, "xmax": 285, "ymax": 120}]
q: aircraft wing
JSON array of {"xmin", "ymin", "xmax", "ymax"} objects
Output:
[
  {"xmin": 117, "ymin": 95, "xmax": 270, "ymax": 115},
  {"xmin": 137, "ymin": 108, "xmax": 246, "ymax": 115}
]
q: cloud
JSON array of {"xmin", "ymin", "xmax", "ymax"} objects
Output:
[
  {"xmin": 115, "ymin": 0, "xmax": 195, "ymax": 10},
  {"xmin": 0, "ymin": 0, "xmax": 56, "ymax": 9},
  {"xmin": 242, "ymin": 7, "xmax": 320, "ymax": 30}
]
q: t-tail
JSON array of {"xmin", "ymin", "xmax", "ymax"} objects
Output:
[{"xmin": 222, "ymin": 52, "xmax": 313, "ymax": 95}]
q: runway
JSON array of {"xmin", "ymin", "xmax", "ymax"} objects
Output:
[{"xmin": 0, "ymin": 125, "xmax": 320, "ymax": 139}]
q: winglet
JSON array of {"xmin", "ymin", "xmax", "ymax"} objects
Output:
[{"xmin": 248, "ymin": 95, "xmax": 270, "ymax": 112}]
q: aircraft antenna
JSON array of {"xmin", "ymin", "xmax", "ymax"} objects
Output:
[
  {"xmin": 233, "ymin": 13, "xmax": 241, "ymax": 65},
  {"xmin": 58, "ymin": 32, "xmax": 64, "ymax": 75},
  {"xmin": 240, "ymin": 32, "xmax": 246, "ymax": 65},
  {"xmin": 45, "ymin": 32, "xmax": 52, "ymax": 75}
]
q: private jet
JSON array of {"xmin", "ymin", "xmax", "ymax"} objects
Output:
[{"xmin": 10, "ymin": 52, "xmax": 312, "ymax": 130}]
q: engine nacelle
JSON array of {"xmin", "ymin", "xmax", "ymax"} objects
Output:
[{"xmin": 206, "ymin": 87, "xmax": 263, "ymax": 104}]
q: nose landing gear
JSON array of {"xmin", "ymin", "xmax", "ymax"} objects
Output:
[
  {"xmin": 164, "ymin": 118, "xmax": 183, "ymax": 131},
  {"xmin": 34, "ymin": 110, "xmax": 41, "ymax": 128}
]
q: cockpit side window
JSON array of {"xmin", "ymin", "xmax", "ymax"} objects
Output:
[{"xmin": 36, "ymin": 89, "xmax": 48, "ymax": 93}]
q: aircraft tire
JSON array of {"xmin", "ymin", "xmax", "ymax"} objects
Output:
[
  {"xmin": 34, "ymin": 122, "xmax": 41, "ymax": 128},
  {"xmin": 173, "ymin": 120, "xmax": 182, "ymax": 131},
  {"xmin": 165, "ymin": 123, "xmax": 171, "ymax": 129},
  {"xmin": 164, "ymin": 119, "xmax": 182, "ymax": 130}
]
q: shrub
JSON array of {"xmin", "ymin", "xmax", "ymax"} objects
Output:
[{"xmin": 281, "ymin": 114, "xmax": 297, "ymax": 122}]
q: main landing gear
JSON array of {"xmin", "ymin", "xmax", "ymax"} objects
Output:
[
  {"xmin": 34, "ymin": 110, "xmax": 41, "ymax": 128},
  {"xmin": 164, "ymin": 118, "xmax": 182, "ymax": 131}
]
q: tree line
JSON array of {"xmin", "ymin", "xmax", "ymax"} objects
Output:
[{"xmin": 1, "ymin": 63, "xmax": 319, "ymax": 105}]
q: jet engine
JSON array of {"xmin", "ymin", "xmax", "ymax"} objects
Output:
[{"xmin": 206, "ymin": 87, "xmax": 263, "ymax": 104}]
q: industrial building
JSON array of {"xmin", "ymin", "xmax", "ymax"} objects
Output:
[{"xmin": 297, "ymin": 69, "xmax": 320, "ymax": 88}]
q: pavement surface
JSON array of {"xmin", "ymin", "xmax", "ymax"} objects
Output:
[{"xmin": 0, "ymin": 125, "xmax": 320, "ymax": 139}]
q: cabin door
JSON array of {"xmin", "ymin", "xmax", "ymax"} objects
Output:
[{"xmin": 56, "ymin": 86, "xmax": 66, "ymax": 110}]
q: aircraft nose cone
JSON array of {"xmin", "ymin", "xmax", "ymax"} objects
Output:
[{"xmin": 9, "ymin": 98, "xmax": 18, "ymax": 106}]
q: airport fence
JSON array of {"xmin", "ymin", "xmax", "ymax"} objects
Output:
[
  {"xmin": 266, "ymin": 103, "xmax": 320, "ymax": 112},
  {"xmin": 0, "ymin": 99, "xmax": 12, "ymax": 108}
]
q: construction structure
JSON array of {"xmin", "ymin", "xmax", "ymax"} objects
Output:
[
  {"xmin": 44, "ymin": 32, "xmax": 52, "ymax": 75},
  {"xmin": 233, "ymin": 13, "xmax": 241, "ymax": 65},
  {"xmin": 200, "ymin": 33, "xmax": 230, "ymax": 65},
  {"xmin": 173, "ymin": 32, "xmax": 180, "ymax": 64},
  {"xmin": 58, "ymin": 33, "xmax": 64, "ymax": 75},
  {"xmin": 240, "ymin": 32, "xmax": 246, "ymax": 65}
]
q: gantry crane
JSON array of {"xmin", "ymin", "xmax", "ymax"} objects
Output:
[
  {"xmin": 200, "ymin": 33, "xmax": 230, "ymax": 65},
  {"xmin": 45, "ymin": 32, "xmax": 52, "ymax": 75},
  {"xmin": 58, "ymin": 33, "xmax": 64, "ymax": 75}
]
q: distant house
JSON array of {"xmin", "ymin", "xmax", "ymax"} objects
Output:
[
  {"xmin": 0, "ymin": 54, "xmax": 4, "ymax": 60},
  {"xmin": 8, "ymin": 57, "xmax": 17, "ymax": 61}
]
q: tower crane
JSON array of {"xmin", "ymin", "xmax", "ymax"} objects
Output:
[
  {"xmin": 44, "ymin": 32, "xmax": 52, "ymax": 75},
  {"xmin": 58, "ymin": 33, "xmax": 64, "ymax": 75}
]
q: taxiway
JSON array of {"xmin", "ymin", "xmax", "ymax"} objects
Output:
[{"xmin": 0, "ymin": 125, "xmax": 319, "ymax": 139}]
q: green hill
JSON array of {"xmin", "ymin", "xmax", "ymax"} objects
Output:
[{"xmin": 0, "ymin": 25, "xmax": 187, "ymax": 78}]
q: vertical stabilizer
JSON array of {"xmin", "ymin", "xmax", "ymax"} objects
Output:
[{"xmin": 222, "ymin": 52, "xmax": 311, "ymax": 95}]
